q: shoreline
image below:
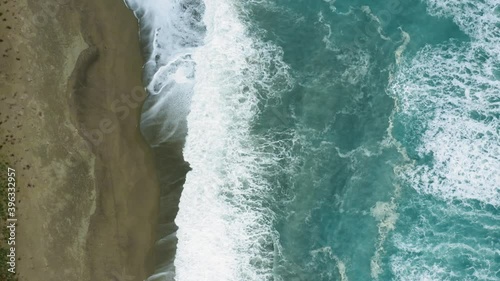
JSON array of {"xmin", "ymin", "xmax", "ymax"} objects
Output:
[
  {"xmin": 126, "ymin": 2, "xmax": 193, "ymax": 279},
  {"xmin": 0, "ymin": 0, "xmax": 160, "ymax": 280}
]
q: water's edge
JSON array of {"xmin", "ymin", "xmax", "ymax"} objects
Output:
[{"xmin": 123, "ymin": 1, "xmax": 194, "ymax": 279}]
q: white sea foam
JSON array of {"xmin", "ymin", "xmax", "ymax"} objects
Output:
[
  {"xmin": 392, "ymin": 41, "xmax": 500, "ymax": 205},
  {"xmin": 391, "ymin": 256, "xmax": 453, "ymax": 281},
  {"xmin": 390, "ymin": 0, "xmax": 500, "ymax": 206},
  {"xmin": 424, "ymin": 0, "xmax": 500, "ymax": 46},
  {"xmin": 126, "ymin": 0, "xmax": 292, "ymax": 280},
  {"xmin": 389, "ymin": 199, "xmax": 500, "ymax": 280},
  {"xmin": 125, "ymin": 0, "xmax": 205, "ymax": 145},
  {"xmin": 174, "ymin": 0, "xmax": 292, "ymax": 280},
  {"xmin": 389, "ymin": 0, "xmax": 500, "ymax": 279}
]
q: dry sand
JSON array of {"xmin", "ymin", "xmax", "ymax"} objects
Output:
[{"xmin": 0, "ymin": 0, "xmax": 159, "ymax": 280}]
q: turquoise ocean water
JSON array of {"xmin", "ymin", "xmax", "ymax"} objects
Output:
[{"xmin": 127, "ymin": 0, "xmax": 499, "ymax": 280}]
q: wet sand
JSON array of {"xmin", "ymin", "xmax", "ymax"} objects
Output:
[{"xmin": 0, "ymin": 0, "xmax": 159, "ymax": 280}]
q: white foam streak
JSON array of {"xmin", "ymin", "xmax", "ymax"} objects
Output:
[{"xmin": 175, "ymin": 0, "xmax": 291, "ymax": 280}]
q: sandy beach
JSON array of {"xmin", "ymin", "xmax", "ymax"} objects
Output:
[{"xmin": 0, "ymin": 0, "xmax": 159, "ymax": 280}]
